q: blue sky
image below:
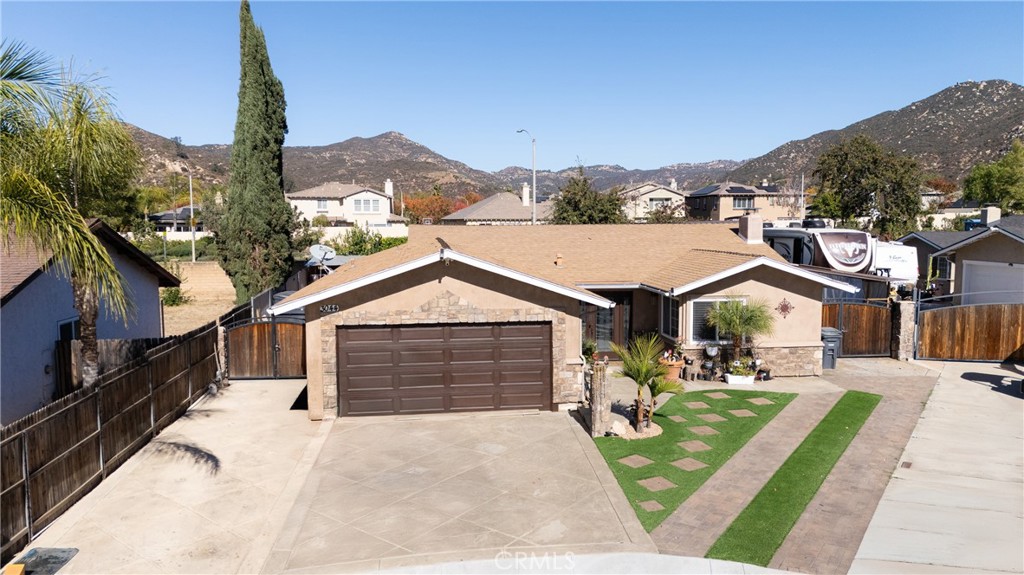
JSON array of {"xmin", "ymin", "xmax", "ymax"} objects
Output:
[{"xmin": 4, "ymin": 1, "xmax": 1022, "ymax": 172}]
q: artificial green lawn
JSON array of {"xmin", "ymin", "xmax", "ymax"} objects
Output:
[
  {"xmin": 706, "ymin": 390, "xmax": 882, "ymax": 566},
  {"xmin": 595, "ymin": 389, "xmax": 796, "ymax": 531}
]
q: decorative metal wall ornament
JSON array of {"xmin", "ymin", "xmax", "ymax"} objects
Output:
[{"xmin": 775, "ymin": 298, "xmax": 794, "ymax": 318}]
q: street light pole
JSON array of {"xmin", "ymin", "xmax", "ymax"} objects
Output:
[
  {"xmin": 517, "ymin": 129, "xmax": 536, "ymax": 224},
  {"xmin": 186, "ymin": 167, "xmax": 196, "ymax": 262}
]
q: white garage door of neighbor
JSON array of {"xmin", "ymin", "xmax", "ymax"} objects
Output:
[{"xmin": 962, "ymin": 260, "xmax": 1024, "ymax": 305}]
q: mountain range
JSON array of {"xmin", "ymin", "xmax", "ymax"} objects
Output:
[{"xmin": 130, "ymin": 79, "xmax": 1024, "ymax": 198}]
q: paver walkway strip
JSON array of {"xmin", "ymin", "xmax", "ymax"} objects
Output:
[
  {"xmin": 651, "ymin": 389, "xmax": 843, "ymax": 557},
  {"xmin": 769, "ymin": 361, "xmax": 938, "ymax": 574}
]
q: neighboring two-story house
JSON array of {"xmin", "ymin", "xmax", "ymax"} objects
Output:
[
  {"xmin": 618, "ymin": 180, "xmax": 688, "ymax": 221},
  {"xmin": 686, "ymin": 181, "xmax": 802, "ymax": 222},
  {"xmin": 287, "ymin": 179, "xmax": 408, "ymax": 237}
]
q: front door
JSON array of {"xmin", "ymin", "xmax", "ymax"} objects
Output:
[{"xmin": 582, "ymin": 292, "xmax": 632, "ymax": 358}]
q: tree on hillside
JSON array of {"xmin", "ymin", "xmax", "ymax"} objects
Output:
[
  {"xmin": 1, "ymin": 40, "xmax": 140, "ymax": 387},
  {"xmin": 550, "ymin": 167, "xmax": 626, "ymax": 224},
  {"xmin": 214, "ymin": 0, "xmax": 295, "ymax": 303},
  {"xmin": 963, "ymin": 140, "xmax": 1024, "ymax": 213},
  {"xmin": 812, "ymin": 134, "xmax": 922, "ymax": 238}
]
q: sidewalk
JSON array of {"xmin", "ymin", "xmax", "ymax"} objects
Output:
[{"xmin": 850, "ymin": 361, "xmax": 1024, "ymax": 574}]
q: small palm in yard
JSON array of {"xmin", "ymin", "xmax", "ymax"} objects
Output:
[
  {"xmin": 611, "ymin": 333, "xmax": 681, "ymax": 431},
  {"xmin": 705, "ymin": 297, "xmax": 775, "ymax": 363}
]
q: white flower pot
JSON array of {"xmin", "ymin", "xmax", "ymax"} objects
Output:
[{"xmin": 725, "ymin": 373, "xmax": 755, "ymax": 385}]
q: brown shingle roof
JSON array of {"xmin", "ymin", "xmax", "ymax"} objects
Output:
[
  {"xmin": 283, "ymin": 223, "xmax": 788, "ymax": 305},
  {"xmin": 441, "ymin": 192, "xmax": 554, "ymax": 222}
]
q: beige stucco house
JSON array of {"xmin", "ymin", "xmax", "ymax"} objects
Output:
[
  {"xmin": 686, "ymin": 182, "xmax": 801, "ymax": 222},
  {"xmin": 618, "ymin": 181, "xmax": 688, "ymax": 221},
  {"xmin": 270, "ymin": 217, "xmax": 854, "ymax": 420}
]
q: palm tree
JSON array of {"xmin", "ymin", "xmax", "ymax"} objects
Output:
[
  {"xmin": 1, "ymin": 41, "xmax": 137, "ymax": 387},
  {"xmin": 611, "ymin": 333, "xmax": 669, "ymax": 431},
  {"xmin": 705, "ymin": 297, "xmax": 776, "ymax": 363}
]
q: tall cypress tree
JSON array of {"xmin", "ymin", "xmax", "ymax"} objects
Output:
[{"xmin": 217, "ymin": 0, "xmax": 295, "ymax": 303}]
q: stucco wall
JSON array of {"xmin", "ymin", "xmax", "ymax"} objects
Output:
[
  {"xmin": 622, "ymin": 191, "xmax": 685, "ymax": 220},
  {"xmin": 677, "ymin": 266, "xmax": 825, "ymax": 376},
  {"xmin": 290, "ymin": 192, "xmax": 393, "ymax": 227},
  {"xmin": 303, "ymin": 260, "xmax": 586, "ymax": 420}
]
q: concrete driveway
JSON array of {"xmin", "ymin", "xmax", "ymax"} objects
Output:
[
  {"xmin": 262, "ymin": 411, "xmax": 655, "ymax": 573},
  {"xmin": 850, "ymin": 361, "xmax": 1024, "ymax": 574}
]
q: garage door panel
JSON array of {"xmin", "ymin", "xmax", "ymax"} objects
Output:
[
  {"xmin": 498, "ymin": 324, "xmax": 547, "ymax": 340},
  {"xmin": 343, "ymin": 374, "xmax": 393, "ymax": 391},
  {"xmin": 398, "ymin": 396, "xmax": 446, "ymax": 412},
  {"xmin": 395, "ymin": 373, "xmax": 445, "ymax": 389},
  {"xmin": 396, "ymin": 326, "xmax": 446, "ymax": 342},
  {"xmin": 345, "ymin": 397, "xmax": 396, "ymax": 415},
  {"xmin": 342, "ymin": 328, "xmax": 395, "ymax": 344},
  {"xmin": 343, "ymin": 351, "xmax": 394, "ymax": 367},
  {"xmin": 448, "ymin": 325, "xmax": 497, "ymax": 341},
  {"xmin": 338, "ymin": 323, "xmax": 551, "ymax": 416},
  {"xmin": 450, "ymin": 348, "xmax": 498, "ymax": 363},
  {"xmin": 397, "ymin": 350, "xmax": 446, "ymax": 365}
]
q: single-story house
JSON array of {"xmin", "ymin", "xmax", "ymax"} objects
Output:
[
  {"xmin": 441, "ymin": 185, "xmax": 553, "ymax": 225},
  {"xmin": 149, "ymin": 206, "xmax": 203, "ymax": 232},
  {"xmin": 288, "ymin": 180, "xmax": 407, "ymax": 230},
  {"xmin": 929, "ymin": 208, "xmax": 1024, "ymax": 304},
  {"xmin": 686, "ymin": 181, "xmax": 802, "ymax": 222},
  {"xmin": 1, "ymin": 219, "xmax": 180, "ymax": 425},
  {"xmin": 269, "ymin": 216, "xmax": 854, "ymax": 420},
  {"xmin": 897, "ymin": 229, "xmax": 982, "ymax": 293},
  {"xmin": 618, "ymin": 181, "xmax": 688, "ymax": 221}
]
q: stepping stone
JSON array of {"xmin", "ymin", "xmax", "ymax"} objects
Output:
[
  {"xmin": 705, "ymin": 392, "xmax": 730, "ymax": 399},
  {"xmin": 637, "ymin": 476, "xmax": 676, "ymax": 492},
  {"xmin": 747, "ymin": 397, "xmax": 775, "ymax": 405},
  {"xmin": 618, "ymin": 454, "xmax": 654, "ymax": 469},
  {"xmin": 671, "ymin": 457, "xmax": 709, "ymax": 472},
  {"xmin": 697, "ymin": 413, "xmax": 727, "ymax": 422},
  {"xmin": 683, "ymin": 401, "xmax": 710, "ymax": 409},
  {"xmin": 688, "ymin": 425, "xmax": 719, "ymax": 436},
  {"xmin": 639, "ymin": 500, "xmax": 665, "ymax": 512},
  {"xmin": 729, "ymin": 409, "xmax": 758, "ymax": 418},
  {"xmin": 668, "ymin": 415, "xmax": 687, "ymax": 423},
  {"xmin": 678, "ymin": 439, "xmax": 712, "ymax": 452}
]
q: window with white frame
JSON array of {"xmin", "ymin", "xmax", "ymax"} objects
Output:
[
  {"xmin": 934, "ymin": 256, "xmax": 952, "ymax": 279},
  {"xmin": 649, "ymin": 198, "xmax": 671, "ymax": 211},
  {"xmin": 660, "ymin": 294, "xmax": 679, "ymax": 338},
  {"xmin": 733, "ymin": 196, "xmax": 754, "ymax": 210},
  {"xmin": 353, "ymin": 198, "xmax": 380, "ymax": 213},
  {"xmin": 316, "ymin": 199, "xmax": 328, "ymax": 212},
  {"xmin": 690, "ymin": 297, "xmax": 744, "ymax": 342}
]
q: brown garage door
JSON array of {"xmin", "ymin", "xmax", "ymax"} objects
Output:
[{"xmin": 337, "ymin": 323, "xmax": 552, "ymax": 416}]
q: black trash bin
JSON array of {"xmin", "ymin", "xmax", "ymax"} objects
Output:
[{"xmin": 821, "ymin": 327, "xmax": 842, "ymax": 370}]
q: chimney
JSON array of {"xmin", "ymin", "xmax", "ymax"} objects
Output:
[
  {"xmin": 521, "ymin": 182, "xmax": 531, "ymax": 207},
  {"xmin": 739, "ymin": 213, "xmax": 763, "ymax": 244},
  {"xmin": 981, "ymin": 205, "xmax": 1001, "ymax": 227},
  {"xmin": 761, "ymin": 178, "xmax": 769, "ymax": 187},
  {"xmin": 669, "ymin": 178, "xmax": 678, "ymax": 191},
  {"xmin": 384, "ymin": 179, "xmax": 394, "ymax": 198}
]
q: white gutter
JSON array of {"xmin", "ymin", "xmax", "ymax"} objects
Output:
[
  {"xmin": 669, "ymin": 257, "xmax": 858, "ymax": 296},
  {"xmin": 268, "ymin": 248, "xmax": 616, "ymax": 316}
]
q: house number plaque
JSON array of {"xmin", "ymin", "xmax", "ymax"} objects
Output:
[{"xmin": 319, "ymin": 304, "xmax": 339, "ymax": 314}]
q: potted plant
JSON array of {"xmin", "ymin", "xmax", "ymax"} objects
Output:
[
  {"xmin": 724, "ymin": 356, "xmax": 756, "ymax": 385},
  {"xmin": 705, "ymin": 296, "xmax": 775, "ymax": 367},
  {"xmin": 658, "ymin": 339, "xmax": 686, "ymax": 380}
]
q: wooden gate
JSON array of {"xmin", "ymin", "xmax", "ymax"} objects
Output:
[
  {"xmin": 226, "ymin": 318, "xmax": 306, "ymax": 379},
  {"xmin": 822, "ymin": 300, "xmax": 892, "ymax": 357},
  {"xmin": 917, "ymin": 302, "xmax": 1024, "ymax": 361}
]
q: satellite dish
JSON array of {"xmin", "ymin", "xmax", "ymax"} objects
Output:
[{"xmin": 309, "ymin": 244, "xmax": 337, "ymax": 262}]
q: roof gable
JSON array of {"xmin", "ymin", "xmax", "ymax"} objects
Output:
[
  {"xmin": 932, "ymin": 225, "xmax": 1024, "ymax": 257},
  {"xmin": 287, "ymin": 182, "xmax": 387, "ymax": 200},
  {"xmin": 441, "ymin": 192, "xmax": 553, "ymax": 222}
]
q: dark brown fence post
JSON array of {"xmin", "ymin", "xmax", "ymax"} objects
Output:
[
  {"xmin": 96, "ymin": 386, "xmax": 105, "ymax": 479},
  {"xmin": 20, "ymin": 434, "xmax": 31, "ymax": 540}
]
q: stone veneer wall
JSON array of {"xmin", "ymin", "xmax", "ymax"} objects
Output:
[
  {"xmin": 891, "ymin": 301, "xmax": 916, "ymax": 361},
  {"xmin": 679, "ymin": 344, "xmax": 823, "ymax": 377},
  {"xmin": 318, "ymin": 290, "xmax": 583, "ymax": 415}
]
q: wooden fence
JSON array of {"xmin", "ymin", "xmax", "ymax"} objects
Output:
[
  {"xmin": 0, "ymin": 312, "xmax": 232, "ymax": 564},
  {"xmin": 917, "ymin": 302, "xmax": 1024, "ymax": 361}
]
